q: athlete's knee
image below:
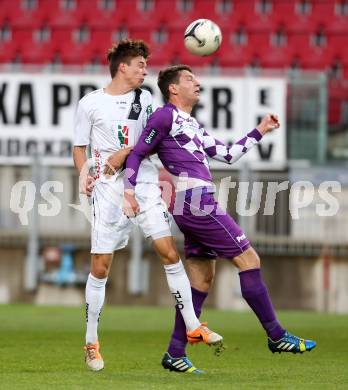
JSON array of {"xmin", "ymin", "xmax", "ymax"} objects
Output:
[
  {"xmin": 232, "ymin": 247, "xmax": 260, "ymax": 271},
  {"xmin": 161, "ymin": 248, "xmax": 180, "ymax": 265},
  {"xmin": 91, "ymin": 265, "xmax": 109, "ymax": 279},
  {"xmin": 91, "ymin": 254, "xmax": 111, "ymax": 278},
  {"xmin": 187, "ymin": 259, "xmax": 215, "ymax": 292},
  {"xmin": 203, "ymin": 271, "xmax": 215, "ymax": 289},
  {"xmin": 193, "ymin": 272, "xmax": 214, "ymax": 291}
]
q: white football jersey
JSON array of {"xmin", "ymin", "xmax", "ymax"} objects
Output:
[{"xmin": 74, "ymin": 88, "xmax": 157, "ymax": 183}]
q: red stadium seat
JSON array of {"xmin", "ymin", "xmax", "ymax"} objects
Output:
[
  {"xmin": 220, "ymin": 28, "xmax": 269, "ymax": 68},
  {"xmin": 330, "ymin": 34, "xmax": 348, "ymax": 64},
  {"xmin": 44, "ymin": 0, "xmax": 85, "ymax": 29},
  {"xmin": 0, "ymin": 3, "xmax": 10, "ymax": 25},
  {"xmin": 272, "ymin": 0, "xmax": 295, "ymax": 25},
  {"xmin": 272, "ymin": 0, "xmax": 317, "ymax": 33},
  {"xmin": 286, "ymin": 29, "xmax": 333, "ymax": 71},
  {"xmin": 259, "ymin": 32, "xmax": 294, "ymax": 69},
  {"xmin": 51, "ymin": 28, "xmax": 73, "ymax": 48},
  {"xmin": 3, "ymin": 0, "xmax": 49, "ymax": 28},
  {"xmin": 311, "ymin": 1, "xmax": 334, "ymax": 26},
  {"xmin": 116, "ymin": 0, "xmax": 160, "ymax": 30},
  {"xmin": 128, "ymin": 27, "xmax": 177, "ymax": 66},
  {"xmin": 154, "ymin": 0, "xmax": 200, "ymax": 30},
  {"xmin": 11, "ymin": 27, "xmax": 34, "ymax": 51},
  {"xmin": 168, "ymin": 28, "xmax": 186, "ymax": 57},
  {"xmin": 50, "ymin": 28, "xmax": 85, "ymax": 64},
  {"xmin": 21, "ymin": 41, "xmax": 56, "ymax": 64},
  {"xmin": 179, "ymin": 48, "xmax": 215, "ymax": 67},
  {"xmin": 59, "ymin": 43, "xmax": 95, "ymax": 65},
  {"xmin": 90, "ymin": 29, "xmax": 114, "ymax": 63},
  {"xmin": 127, "ymin": 28, "xmax": 153, "ymax": 47},
  {"xmin": 77, "ymin": 0, "xmax": 126, "ymax": 30},
  {"xmin": 15, "ymin": 24, "xmax": 57, "ymax": 64},
  {"xmin": 149, "ymin": 47, "xmax": 176, "ymax": 67},
  {"xmin": 310, "ymin": 1, "xmax": 348, "ymax": 34},
  {"xmin": 248, "ymin": 31, "xmax": 269, "ymax": 55},
  {"xmin": 327, "ymin": 4, "xmax": 348, "ymax": 34},
  {"xmin": 217, "ymin": 33, "xmax": 252, "ymax": 68},
  {"xmin": 0, "ymin": 0, "xmax": 24, "ymax": 24},
  {"xmin": 234, "ymin": 1, "xmax": 277, "ymax": 33},
  {"xmin": 0, "ymin": 39, "xmax": 18, "ymax": 63},
  {"xmin": 196, "ymin": 0, "xmax": 236, "ymax": 32},
  {"xmin": 300, "ymin": 49, "xmax": 331, "ymax": 71},
  {"xmin": 286, "ymin": 32, "xmax": 310, "ymax": 61}
]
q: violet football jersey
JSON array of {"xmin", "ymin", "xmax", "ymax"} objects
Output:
[{"xmin": 125, "ymin": 102, "xmax": 262, "ymax": 189}]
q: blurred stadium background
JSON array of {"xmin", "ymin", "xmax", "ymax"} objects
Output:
[{"xmin": 0, "ymin": 0, "xmax": 348, "ymax": 316}]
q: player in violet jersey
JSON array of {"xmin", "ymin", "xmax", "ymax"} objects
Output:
[{"xmin": 123, "ymin": 65, "xmax": 316, "ymax": 373}]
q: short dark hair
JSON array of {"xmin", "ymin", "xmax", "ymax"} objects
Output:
[
  {"xmin": 107, "ymin": 39, "xmax": 150, "ymax": 78},
  {"xmin": 157, "ymin": 65, "xmax": 192, "ymax": 102}
]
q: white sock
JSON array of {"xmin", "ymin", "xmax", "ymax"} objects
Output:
[
  {"xmin": 85, "ymin": 273, "xmax": 107, "ymax": 344},
  {"xmin": 164, "ymin": 260, "xmax": 201, "ymax": 331}
]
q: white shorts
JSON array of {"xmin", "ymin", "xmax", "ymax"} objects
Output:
[{"xmin": 91, "ymin": 180, "xmax": 171, "ymax": 253}]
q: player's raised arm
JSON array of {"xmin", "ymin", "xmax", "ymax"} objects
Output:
[{"xmin": 203, "ymin": 113, "xmax": 280, "ymax": 165}]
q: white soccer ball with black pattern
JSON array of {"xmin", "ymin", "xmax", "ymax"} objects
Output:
[{"xmin": 184, "ymin": 19, "xmax": 222, "ymax": 56}]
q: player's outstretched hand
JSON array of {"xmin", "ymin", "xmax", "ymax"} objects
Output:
[
  {"xmin": 256, "ymin": 113, "xmax": 280, "ymax": 135},
  {"xmin": 104, "ymin": 147, "xmax": 133, "ymax": 176},
  {"xmin": 123, "ymin": 189, "xmax": 140, "ymax": 217}
]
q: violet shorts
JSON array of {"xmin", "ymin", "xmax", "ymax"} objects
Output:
[{"xmin": 173, "ymin": 187, "xmax": 250, "ymax": 259}]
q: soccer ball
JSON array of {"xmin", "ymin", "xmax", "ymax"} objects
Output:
[{"xmin": 184, "ymin": 19, "xmax": 222, "ymax": 56}]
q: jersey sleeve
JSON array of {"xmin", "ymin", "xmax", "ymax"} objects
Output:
[
  {"xmin": 203, "ymin": 128, "xmax": 263, "ymax": 164},
  {"xmin": 124, "ymin": 106, "xmax": 173, "ymax": 189},
  {"xmin": 74, "ymin": 101, "xmax": 92, "ymax": 146}
]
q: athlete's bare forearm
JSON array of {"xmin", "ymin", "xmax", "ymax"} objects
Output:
[
  {"xmin": 73, "ymin": 146, "xmax": 88, "ymax": 174},
  {"xmin": 73, "ymin": 146, "xmax": 95, "ymax": 196}
]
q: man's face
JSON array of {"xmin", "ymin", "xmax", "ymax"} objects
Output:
[
  {"xmin": 174, "ymin": 70, "xmax": 201, "ymax": 105},
  {"xmin": 122, "ymin": 56, "xmax": 148, "ymax": 89}
]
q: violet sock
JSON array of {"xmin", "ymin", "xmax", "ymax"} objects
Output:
[
  {"xmin": 167, "ymin": 287, "xmax": 208, "ymax": 358},
  {"xmin": 239, "ymin": 268, "xmax": 285, "ymax": 341}
]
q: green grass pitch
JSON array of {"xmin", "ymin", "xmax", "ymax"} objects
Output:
[{"xmin": 1, "ymin": 305, "xmax": 347, "ymax": 389}]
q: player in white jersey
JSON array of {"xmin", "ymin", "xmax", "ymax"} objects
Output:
[{"xmin": 73, "ymin": 40, "xmax": 222, "ymax": 372}]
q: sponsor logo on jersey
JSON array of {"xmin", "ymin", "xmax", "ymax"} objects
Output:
[
  {"xmin": 132, "ymin": 103, "xmax": 141, "ymax": 113},
  {"xmin": 144, "ymin": 129, "xmax": 157, "ymax": 144},
  {"xmin": 117, "ymin": 125, "xmax": 129, "ymax": 146},
  {"xmin": 146, "ymin": 104, "xmax": 153, "ymax": 120},
  {"xmin": 116, "ymin": 101, "xmax": 127, "ymax": 109},
  {"xmin": 236, "ymin": 233, "xmax": 246, "ymax": 243}
]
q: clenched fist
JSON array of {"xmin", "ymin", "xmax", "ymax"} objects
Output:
[
  {"xmin": 104, "ymin": 146, "xmax": 133, "ymax": 176},
  {"xmin": 256, "ymin": 114, "xmax": 280, "ymax": 135}
]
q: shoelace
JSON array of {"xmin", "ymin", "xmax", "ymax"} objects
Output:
[
  {"xmin": 199, "ymin": 322, "xmax": 211, "ymax": 335},
  {"xmin": 85, "ymin": 345, "xmax": 99, "ymax": 360}
]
